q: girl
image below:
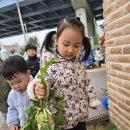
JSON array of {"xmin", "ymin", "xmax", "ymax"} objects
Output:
[{"xmin": 27, "ymin": 17, "xmax": 100, "ymax": 130}]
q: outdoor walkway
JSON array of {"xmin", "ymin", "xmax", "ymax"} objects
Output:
[{"xmin": 86, "ymin": 64, "xmax": 109, "ymax": 125}]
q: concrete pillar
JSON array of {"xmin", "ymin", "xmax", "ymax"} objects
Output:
[
  {"xmin": 75, "ymin": 8, "xmax": 88, "ymax": 36},
  {"xmin": 71, "ymin": 0, "xmax": 95, "ymax": 37}
]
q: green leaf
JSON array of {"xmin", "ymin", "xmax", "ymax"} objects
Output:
[
  {"xmin": 54, "ymin": 112, "xmax": 66, "ymax": 126},
  {"xmin": 50, "ymin": 88, "xmax": 62, "ymax": 100},
  {"xmin": 56, "ymin": 100, "xmax": 66, "ymax": 110}
]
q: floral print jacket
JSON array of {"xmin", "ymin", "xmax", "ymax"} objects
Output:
[{"xmin": 28, "ymin": 49, "xmax": 99, "ymax": 129}]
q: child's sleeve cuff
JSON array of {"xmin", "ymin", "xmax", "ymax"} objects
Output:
[{"xmin": 27, "ymin": 79, "xmax": 41, "ymax": 100}]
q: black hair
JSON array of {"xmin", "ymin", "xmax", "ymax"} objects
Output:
[
  {"xmin": 1, "ymin": 55, "xmax": 28, "ymax": 80},
  {"xmin": 25, "ymin": 43, "xmax": 37, "ymax": 52},
  {"xmin": 41, "ymin": 16, "xmax": 91, "ymax": 61},
  {"xmin": 97, "ymin": 47, "xmax": 100, "ymax": 50},
  {"xmin": 40, "ymin": 31, "xmax": 56, "ymax": 55}
]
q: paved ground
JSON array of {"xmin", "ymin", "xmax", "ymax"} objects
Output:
[
  {"xmin": 86, "ymin": 65, "xmax": 108, "ymax": 124},
  {"xmin": 0, "ymin": 113, "xmax": 8, "ymax": 130},
  {"xmin": 0, "ymin": 64, "xmax": 107, "ymax": 130},
  {"xmin": 87, "ymin": 65, "xmax": 107, "ymax": 100}
]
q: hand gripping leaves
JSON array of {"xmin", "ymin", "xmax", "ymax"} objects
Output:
[{"xmin": 21, "ymin": 55, "xmax": 66, "ymax": 130}]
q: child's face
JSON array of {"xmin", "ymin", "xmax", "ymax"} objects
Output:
[
  {"xmin": 7, "ymin": 70, "xmax": 30, "ymax": 92},
  {"xmin": 26, "ymin": 49, "xmax": 37, "ymax": 57},
  {"xmin": 56, "ymin": 28, "xmax": 83, "ymax": 60}
]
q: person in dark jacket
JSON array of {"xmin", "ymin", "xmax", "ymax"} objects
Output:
[{"xmin": 25, "ymin": 43, "xmax": 40, "ymax": 78}]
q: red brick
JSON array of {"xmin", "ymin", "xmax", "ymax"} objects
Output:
[
  {"xmin": 112, "ymin": 76, "xmax": 124, "ymax": 86},
  {"xmin": 114, "ymin": 36, "xmax": 130, "ymax": 46},
  {"xmin": 115, "ymin": 15, "xmax": 130, "ymax": 28},
  {"xmin": 116, "ymin": 56, "xmax": 130, "ymax": 63},
  {"xmin": 103, "ymin": 4, "xmax": 114, "ymax": 17},
  {"xmin": 110, "ymin": 28, "xmax": 123, "ymax": 38},
  {"xmin": 107, "ymin": 69, "xmax": 116, "ymax": 76},
  {"xmin": 118, "ymin": 114, "xmax": 130, "ymax": 127},
  {"xmin": 124, "ymin": 2, "xmax": 130, "ymax": 14},
  {"xmin": 123, "ymin": 45, "xmax": 130, "ymax": 54},
  {"xmin": 124, "ymin": 81, "xmax": 130, "ymax": 90},
  {"xmin": 117, "ymin": 71, "xmax": 130, "ymax": 80},
  {"xmin": 109, "ymin": 95, "xmax": 118, "ymax": 104},
  {"xmin": 103, "ymin": 0, "xmax": 115, "ymax": 10},
  {"xmin": 111, "ymin": 89, "xmax": 124, "ymax": 102},
  {"xmin": 105, "ymin": 32, "xmax": 111, "ymax": 40},
  {"xmin": 105, "ymin": 22, "xmax": 115, "ymax": 32},
  {"xmin": 118, "ymin": 87, "xmax": 130, "ymax": 97},
  {"xmin": 123, "ymin": 64, "xmax": 130, "ymax": 73},
  {"xmin": 110, "ymin": 9, "xmax": 124, "ymax": 22},
  {"xmin": 105, "ymin": 48, "xmax": 111, "ymax": 55},
  {"xmin": 109, "ymin": 106, "xmax": 118, "ymax": 116},
  {"xmin": 115, "ymin": 0, "xmax": 129, "ymax": 9},
  {"xmin": 106, "ymin": 55, "xmax": 116, "ymax": 62},
  {"xmin": 124, "ymin": 25, "xmax": 130, "ymax": 35},
  {"xmin": 124, "ymin": 98, "xmax": 130, "ymax": 106},
  {"xmin": 108, "ymin": 82, "xmax": 117, "ymax": 91},
  {"xmin": 123, "ymin": 124, "xmax": 130, "ymax": 130},
  {"xmin": 122, "ymin": 110, "xmax": 130, "ymax": 122},
  {"xmin": 110, "ymin": 47, "xmax": 122, "ymax": 54},
  {"xmin": 104, "ymin": 0, "xmax": 130, "ymax": 128},
  {"xmin": 104, "ymin": 16, "xmax": 111, "ymax": 26},
  {"xmin": 105, "ymin": 40, "xmax": 115, "ymax": 47},
  {"xmin": 107, "ymin": 75, "xmax": 112, "ymax": 82},
  {"xmin": 110, "ymin": 115, "xmax": 124, "ymax": 130},
  {"xmin": 106, "ymin": 63, "xmax": 111, "ymax": 69},
  {"xmin": 118, "ymin": 101, "xmax": 130, "ymax": 112},
  {"xmin": 113, "ymin": 105, "xmax": 123, "ymax": 115},
  {"xmin": 111, "ymin": 63, "xmax": 123, "ymax": 71}
]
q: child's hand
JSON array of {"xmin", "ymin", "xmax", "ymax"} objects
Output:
[
  {"xmin": 34, "ymin": 82, "xmax": 46, "ymax": 99},
  {"xmin": 10, "ymin": 124, "xmax": 20, "ymax": 130},
  {"xmin": 27, "ymin": 79, "xmax": 47, "ymax": 100}
]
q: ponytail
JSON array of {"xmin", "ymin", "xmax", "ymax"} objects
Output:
[
  {"xmin": 40, "ymin": 31, "xmax": 56, "ymax": 55},
  {"xmin": 81, "ymin": 37, "xmax": 91, "ymax": 61}
]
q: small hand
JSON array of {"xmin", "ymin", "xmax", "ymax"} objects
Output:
[{"xmin": 34, "ymin": 83, "xmax": 46, "ymax": 99}]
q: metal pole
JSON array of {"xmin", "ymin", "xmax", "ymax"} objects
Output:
[
  {"xmin": 16, "ymin": 0, "xmax": 27, "ymax": 45},
  {"xmin": 24, "ymin": 23, "xmax": 28, "ymax": 39}
]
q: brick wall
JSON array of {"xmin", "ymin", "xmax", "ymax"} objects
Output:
[{"xmin": 103, "ymin": 0, "xmax": 130, "ymax": 130}]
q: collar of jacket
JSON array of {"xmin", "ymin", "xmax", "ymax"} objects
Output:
[
  {"xmin": 55, "ymin": 48, "xmax": 77, "ymax": 63},
  {"xmin": 28, "ymin": 55, "xmax": 38, "ymax": 60}
]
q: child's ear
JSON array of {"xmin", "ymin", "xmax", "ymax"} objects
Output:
[{"xmin": 54, "ymin": 36, "xmax": 58, "ymax": 45}]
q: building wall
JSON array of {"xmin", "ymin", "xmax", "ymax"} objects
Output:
[{"xmin": 103, "ymin": 0, "xmax": 130, "ymax": 130}]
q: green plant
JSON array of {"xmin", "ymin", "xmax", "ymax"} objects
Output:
[
  {"xmin": 10, "ymin": 48, "xmax": 16, "ymax": 54},
  {"xmin": 101, "ymin": 88, "xmax": 108, "ymax": 96},
  {"xmin": 21, "ymin": 55, "xmax": 66, "ymax": 130},
  {"xmin": 107, "ymin": 122, "xmax": 117, "ymax": 130},
  {"xmin": 27, "ymin": 36, "xmax": 39, "ymax": 47},
  {"xmin": 19, "ymin": 48, "xmax": 25, "ymax": 55}
]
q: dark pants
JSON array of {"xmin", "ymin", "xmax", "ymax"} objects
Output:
[{"xmin": 67, "ymin": 122, "xmax": 86, "ymax": 130}]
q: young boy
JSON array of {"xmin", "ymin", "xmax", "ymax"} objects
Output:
[
  {"xmin": 1, "ymin": 55, "xmax": 33, "ymax": 130},
  {"xmin": 25, "ymin": 43, "xmax": 40, "ymax": 78}
]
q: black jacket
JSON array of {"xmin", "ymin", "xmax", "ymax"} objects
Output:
[{"xmin": 26, "ymin": 55, "xmax": 40, "ymax": 77}]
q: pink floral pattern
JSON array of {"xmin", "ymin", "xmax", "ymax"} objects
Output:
[{"xmin": 40, "ymin": 49, "xmax": 97, "ymax": 129}]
